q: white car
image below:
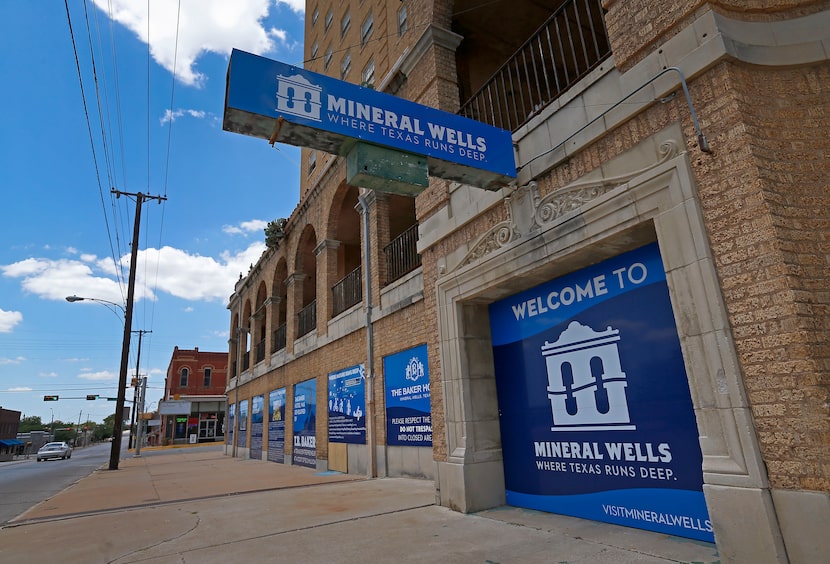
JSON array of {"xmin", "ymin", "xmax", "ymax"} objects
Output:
[{"xmin": 36, "ymin": 441, "xmax": 72, "ymax": 461}]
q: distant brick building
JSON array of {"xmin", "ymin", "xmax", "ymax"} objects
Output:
[
  {"xmin": 0, "ymin": 408, "xmax": 23, "ymax": 460},
  {"xmin": 160, "ymin": 347, "xmax": 227, "ymax": 444},
  {"xmin": 223, "ymin": 1, "xmax": 829, "ymax": 562}
]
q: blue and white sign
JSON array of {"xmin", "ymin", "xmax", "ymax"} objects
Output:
[
  {"xmin": 328, "ymin": 364, "xmax": 366, "ymax": 444},
  {"xmin": 489, "ymin": 243, "xmax": 712, "ymax": 542},
  {"xmin": 250, "ymin": 395, "xmax": 264, "ymax": 459},
  {"xmin": 237, "ymin": 399, "xmax": 248, "ymax": 449},
  {"xmin": 293, "ymin": 379, "xmax": 317, "ymax": 469},
  {"xmin": 384, "ymin": 344, "xmax": 431, "ymax": 447},
  {"xmin": 224, "ymin": 49, "xmax": 516, "ymax": 191},
  {"xmin": 268, "ymin": 388, "xmax": 286, "ymax": 463},
  {"xmin": 228, "ymin": 403, "xmax": 235, "ymax": 444}
]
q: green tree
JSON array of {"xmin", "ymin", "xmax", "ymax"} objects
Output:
[
  {"xmin": 264, "ymin": 218, "xmax": 287, "ymax": 250},
  {"xmin": 18, "ymin": 415, "xmax": 45, "ymax": 433}
]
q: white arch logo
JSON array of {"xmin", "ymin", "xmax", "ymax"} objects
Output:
[
  {"xmin": 542, "ymin": 321, "xmax": 635, "ymax": 432},
  {"xmin": 276, "ymin": 73, "xmax": 322, "ymax": 121}
]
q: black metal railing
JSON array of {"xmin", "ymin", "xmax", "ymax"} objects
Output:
[
  {"xmin": 242, "ymin": 352, "xmax": 250, "ymax": 372},
  {"xmin": 332, "ymin": 266, "xmax": 363, "ymax": 317},
  {"xmin": 231, "ymin": 360, "xmax": 237, "ymax": 379},
  {"xmin": 297, "ymin": 300, "xmax": 317, "ymax": 338},
  {"xmin": 459, "ymin": 0, "xmax": 610, "ymax": 132},
  {"xmin": 255, "ymin": 339, "xmax": 265, "ymax": 363},
  {"xmin": 384, "ymin": 223, "xmax": 421, "ymax": 285},
  {"xmin": 272, "ymin": 323, "xmax": 287, "ymax": 353}
]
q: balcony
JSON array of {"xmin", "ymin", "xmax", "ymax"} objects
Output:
[
  {"xmin": 297, "ymin": 300, "xmax": 317, "ymax": 338},
  {"xmin": 384, "ymin": 224, "xmax": 421, "ymax": 285},
  {"xmin": 458, "ymin": 0, "xmax": 610, "ymax": 132},
  {"xmin": 332, "ymin": 266, "xmax": 363, "ymax": 317},
  {"xmin": 255, "ymin": 339, "xmax": 266, "ymax": 364},
  {"xmin": 272, "ymin": 323, "xmax": 287, "ymax": 353}
]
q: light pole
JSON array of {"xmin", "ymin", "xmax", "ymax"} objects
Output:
[{"xmin": 65, "ymin": 294, "xmax": 131, "ymax": 470}]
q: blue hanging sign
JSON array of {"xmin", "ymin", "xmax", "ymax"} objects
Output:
[
  {"xmin": 293, "ymin": 379, "xmax": 317, "ymax": 469},
  {"xmin": 384, "ymin": 344, "xmax": 431, "ymax": 447},
  {"xmin": 224, "ymin": 49, "xmax": 516, "ymax": 191},
  {"xmin": 268, "ymin": 388, "xmax": 286, "ymax": 463},
  {"xmin": 328, "ymin": 364, "xmax": 366, "ymax": 444},
  {"xmin": 489, "ymin": 243, "xmax": 712, "ymax": 542},
  {"xmin": 250, "ymin": 394, "xmax": 264, "ymax": 459},
  {"xmin": 237, "ymin": 399, "xmax": 248, "ymax": 449}
]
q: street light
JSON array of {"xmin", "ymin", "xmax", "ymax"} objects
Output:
[
  {"xmin": 65, "ymin": 295, "xmax": 125, "ymax": 318},
  {"xmin": 66, "ymin": 294, "xmax": 131, "ymax": 470}
]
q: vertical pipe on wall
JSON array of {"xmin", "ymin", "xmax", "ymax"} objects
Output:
[{"xmin": 357, "ymin": 193, "xmax": 377, "ymax": 478}]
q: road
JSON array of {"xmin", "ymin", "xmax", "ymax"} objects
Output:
[{"xmin": 0, "ymin": 441, "xmax": 114, "ymax": 525}]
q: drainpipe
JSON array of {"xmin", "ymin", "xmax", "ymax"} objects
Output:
[
  {"xmin": 357, "ymin": 193, "xmax": 377, "ymax": 478},
  {"xmin": 232, "ymin": 314, "xmax": 243, "ymax": 459}
]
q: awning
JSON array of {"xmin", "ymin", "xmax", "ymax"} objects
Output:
[{"xmin": 0, "ymin": 439, "xmax": 24, "ymax": 447}]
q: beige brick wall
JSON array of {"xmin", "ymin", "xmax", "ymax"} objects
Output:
[{"xmin": 421, "ymin": 56, "xmax": 830, "ymax": 491}]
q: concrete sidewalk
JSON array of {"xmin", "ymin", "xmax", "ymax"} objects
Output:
[{"xmin": 0, "ymin": 448, "xmax": 721, "ymax": 563}]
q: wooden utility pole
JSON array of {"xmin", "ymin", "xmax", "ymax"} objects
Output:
[{"xmin": 109, "ymin": 190, "xmax": 166, "ymax": 470}]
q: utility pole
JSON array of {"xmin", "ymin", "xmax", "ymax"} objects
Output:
[
  {"xmin": 109, "ymin": 190, "xmax": 166, "ymax": 471},
  {"xmin": 129, "ymin": 329, "xmax": 152, "ymax": 449}
]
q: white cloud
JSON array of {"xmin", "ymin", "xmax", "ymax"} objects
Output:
[
  {"xmin": 0, "ymin": 356, "xmax": 26, "ymax": 365},
  {"xmin": 3, "ymin": 241, "xmax": 266, "ymax": 305},
  {"xmin": 0, "ymin": 308, "xmax": 23, "ymax": 333},
  {"xmin": 2, "ymin": 258, "xmax": 126, "ymax": 305},
  {"xmin": 277, "ymin": 0, "xmax": 305, "ymax": 14},
  {"xmin": 7, "ymin": 386, "xmax": 33, "ymax": 392},
  {"xmin": 135, "ymin": 242, "xmax": 266, "ymax": 301},
  {"xmin": 79, "ymin": 370, "xmax": 117, "ymax": 381},
  {"xmin": 223, "ymin": 219, "xmax": 268, "ymax": 236},
  {"xmin": 93, "ymin": 0, "xmax": 292, "ymax": 87},
  {"xmin": 160, "ymin": 108, "xmax": 207, "ymax": 125}
]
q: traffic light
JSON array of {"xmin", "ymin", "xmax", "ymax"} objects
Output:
[
  {"xmin": 43, "ymin": 395, "xmax": 59, "ymax": 401},
  {"xmin": 86, "ymin": 394, "xmax": 99, "ymax": 400}
]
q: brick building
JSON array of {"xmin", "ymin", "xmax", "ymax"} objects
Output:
[
  {"xmin": 161, "ymin": 347, "xmax": 228, "ymax": 443},
  {"xmin": 224, "ymin": 1, "xmax": 829, "ymax": 561},
  {"xmin": 0, "ymin": 408, "xmax": 23, "ymax": 460}
]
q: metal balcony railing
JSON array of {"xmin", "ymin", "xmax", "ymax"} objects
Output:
[
  {"xmin": 332, "ymin": 266, "xmax": 363, "ymax": 317},
  {"xmin": 297, "ymin": 300, "xmax": 317, "ymax": 338},
  {"xmin": 255, "ymin": 339, "xmax": 266, "ymax": 363},
  {"xmin": 384, "ymin": 223, "xmax": 421, "ymax": 285},
  {"xmin": 459, "ymin": 0, "xmax": 610, "ymax": 132},
  {"xmin": 242, "ymin": 352, "xmax": 250, "ymax": 372},
  {"xmin": 272, "ymin": 323, "xmax": 287, "ymax": 353}
]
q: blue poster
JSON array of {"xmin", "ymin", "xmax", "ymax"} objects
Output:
[
  {"xmin": 250, "ymin": 395, "xmax": 264, "ymax": 459},
  {"xmin": 227, "ymin": 403, "xmax": 235, "ymax": 445},
  {"xmin": 384, "ymin": 344, "xmax": 431, "ymax": 446},
  {"xmin": 489, "ymin": 242, "xmax": 712, "ymax": 542},
  {"xmin": 268, "ymin": 388, "xmax": 286, "ymax": 463},
  {"xmin": 293, "ymin": 379, "xmax": 317, "ymax": 469},
  {"xmin": 328, "ymin": 364, "xmax": 366, "ymax": 444},
  {"xmin": 237, "ymin": 399, "xmax": 248, "ymax": 449}
]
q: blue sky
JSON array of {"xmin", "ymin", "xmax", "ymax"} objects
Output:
[{"xmin": 0, "ymin": 1, "xmax": 305, "ymax": 426}]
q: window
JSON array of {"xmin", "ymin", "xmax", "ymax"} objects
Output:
[
  {"xmin": 398, "ymin": 5, "xmax": 407, "ymax": 36},
  {"xmin": 312, "ymin": 6, "xmax": 319, "ymax": 26},
  {"xmin": 180, "ymin": 367, "xmax": 189, "ymax": 387},
  {"xmin": 324, "ymin": 9, "xmax": 333, "ymax": 31},
  {"xmin": 362, "ymin": 59, "xmax": 375, "ymax": 88},
  {"xmin": 324, "ymin": 46, "xmax": 333, "ymax": 70},
  {"xmin": 341, "ymin": 9, "xmax": 351, "ymax": 38},
  {"xmin": 311, "ymin": 41, "xmax": 318, "ymax": 60},
  {"xmin": 361, "ymin": 12, "xmax": 373, "ymax": 46},
  {"xmin": 203, "ymin": 367, "xmax": 212, "ymax": 387},
  {"xmin": 341, "ymin": 52, "xmax": 351, "ymax": 80},
  {"xmin": 307, "ymin": 150, "xmax": 317, "ymax": 175}
]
